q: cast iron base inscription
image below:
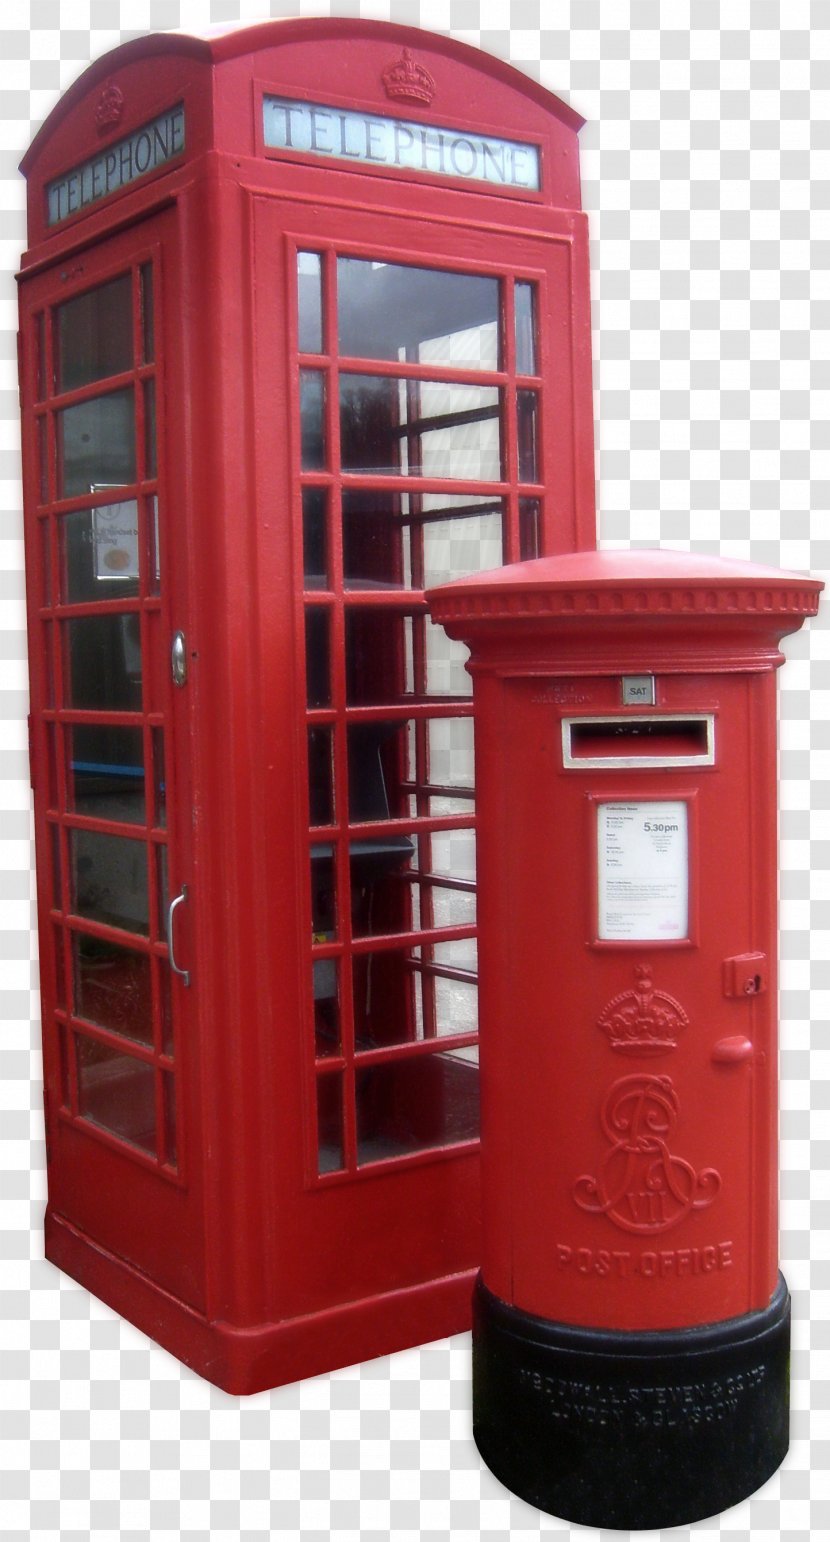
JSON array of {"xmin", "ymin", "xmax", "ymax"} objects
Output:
[{"xmin": 472, "ymin": 1273, "xmax": 790, "ymax": 1529}]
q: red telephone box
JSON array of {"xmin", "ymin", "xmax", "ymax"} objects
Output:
[
  {"xmin": 16, "ymin": 19, "xmax": 595, "ymax": 1391},
  {"xmin": 428, "ymin": 549, "xmax": 822, "ymax": 1527}
]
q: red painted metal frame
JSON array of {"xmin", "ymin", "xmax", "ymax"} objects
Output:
[{"xmin": 19, "ymin": 17, "xmax": 596, "ymax": 1392}]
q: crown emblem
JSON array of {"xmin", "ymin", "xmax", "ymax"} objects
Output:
[
  {"xmin": 598, "ymin": 964, "xmax": 688, "ymax": 1055},
  {"xmin": 95, "ymin": 83, "xmax": 125, "ymax": 132},
  {"xmin": 382, "ymin": 49, "xmax": 436, "ymax": 106}
]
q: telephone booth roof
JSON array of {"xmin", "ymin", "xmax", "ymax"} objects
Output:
[{"xmin": 20, "ymin": 17, "xmax": 585, "ymax": 252}]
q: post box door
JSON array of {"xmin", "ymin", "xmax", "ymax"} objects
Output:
[
  {"xmin": 252, "ymin": 196, "xmax": 588, "ymax": 1314},
  {"xmin": 487, "ymin": 676, "xmax": 775, "ymax": 1331},
  {"xmin": 18, "ymin": 211, "xmax": 205, "ymax": 1307}
]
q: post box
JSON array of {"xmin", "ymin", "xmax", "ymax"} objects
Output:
[
  {"xmin": 15, "ymin": 18, "xmax": 596, "ymax": 1392},
  {"xmin": 427, "ymin": 549, "xmax": 822, "ymax": 1528}
]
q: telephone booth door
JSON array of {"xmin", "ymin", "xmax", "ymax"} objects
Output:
[
  {"xmin": 251, "ymin": 198, "xmax": 584, "ymax": 1316},
  {"xmin": 19, "ymin": 211, "xmax": 205, "ymax": 1308}
]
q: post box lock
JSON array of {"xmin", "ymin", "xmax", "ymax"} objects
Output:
[{"xmin": 723, "ymin": 952, "xmax": 768, "ymax": 998}]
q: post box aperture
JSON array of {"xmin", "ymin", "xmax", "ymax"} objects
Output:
[
  {"xmin": 428, "ymin": 548, "xmax": 822, "ymax": 1528},
  {"xmin": 17, "ymin": 19, "xmax": 595, "ymax": 1392}
]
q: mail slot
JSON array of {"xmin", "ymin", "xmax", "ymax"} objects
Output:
[
  {"xmin": 563, "ymin": 713, "xmax": 715, "ymax": 767},
  {"xmin": 427, "ymin": 548, "xmax": 822, "ymax": 1528}
]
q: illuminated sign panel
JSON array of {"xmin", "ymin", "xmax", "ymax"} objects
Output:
[
  {"xmin": 263, "ymin": 95, "xmax": 541, "ymax": 192},
  {"xmin": 46, "ymin": 104, "xmax": 185, "ymax": 226}
]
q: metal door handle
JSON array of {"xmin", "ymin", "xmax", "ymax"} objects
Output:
[
  {"xmin": 167, "ymin": 884, "xmax": 191, "ymax": 987},
  {"xmin": 711, "ymin": 1035, "xmax": 754, "ymax": 1065}
]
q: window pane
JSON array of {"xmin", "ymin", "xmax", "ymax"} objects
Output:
[
  {"xmin": 305, "ymin": 608, "xmax": 331, "ymax": 707},
  {"xmin": 313, "ymin": 960, "xmax": 340, "ymax": 1058},
  {"xmin": 317, "ymin": 1073, "xmax": 345, "ymax": 1173},
  {"xmin": 61, "ymin": 500, "xmax": 140, "ymax": 602},
  {"xmin": 308, "ymin": 726, "xmax": 334, "ymax": 826},
  {"xmin": 65, "ymin": 613, "xmax": 142, "ymax": 711},
  {"xmin": 76, "ymin": 1035, "xmax": 156, "ymax": 1155},
  {"xmin": 140, "ymin": 264, "xmax": 154, "ymax": 364},
  {"xmin": 37, "ymin": 416, "xmax": 48, "ymax": 502},
  {"xmin": 519, "ymin": 496, "xmax": 541, "ymax": 559},
  {"xmin": 356, "ymin": 1052, "xmax": 479, "ymax": 1164},
  {"xmin": 152, "ymin": 729, "xmax": 166, "ymax": 828},
  {"xmin": 338, "ymin": 259, "xmax": 499, "ymax": 370},
  {"xmin": 73, "ymin": 933, "xmax": 152, "ymax": 1045},
  {"xmin": 428, "ymin": 716, "xmax": 474, "ymax": 788},
  {"xmin": 71, "ymin": 829, "xmax": 149, "ymax": 935},
  {"xmin": 351, "ymin": 841, "xmax": 416, "ymax": 938},
  {"xmin": 424, "ymin": 616, "xmax": 471, "ymax": 697},
  {"xmin": 56, "ymin": 274, "xmax": 133, "ymax": 393},
  {"xmin": 58, "ymin": 387, "xmax": 136, "ymax": 497},
  {"xmin": 310, "ymin": 847, "xmax": 336, "ymax": 939},
  {"xmin": 420, "ymin": 501, "xmax": 504, "ymax": 587},
  {"xmin": 515, "ymin": 282, "xmax": 537, "ymax": 375},
  {"xmin": 162, "ymin": 1070, "xmax": 177, "ymax": 1168},
  {"xmin": 353, "ymin": 947, "xmax": 420, "ymax": 1050},
  {"xmin": 303, "ymin": 486, "xmax": 327, "ymax": 586},
  {"xmin": 144, "ymin": 378, "xmax": 157, "ymax": 478},
  {"xmin": 300, "ymin": 370, "xmax": 326, "ymax": 469},
  {"xmin": 345, "ymin": 609, "xmax": 406, "ymax": 705},
  {"xmin": 35, "ymin": 312, "xmax": 46, "ymax": 401},
  {"xmin": 517, "ymin": 389, "xmax": 538, "ymax": 483},
  {"xmin": 340, "ymin": 375, "xmax": 501, "ymax": 481},
  {"xmin": 67, "ymin": 724, "xmax": 145, "ymax": 825},
  {"xmin": 347, "ymin": 721, "xmax": 409, "ymax": 824},
  {"xmin": 298, "ymin": 252, "xmax": 323, "ymax": 354}
]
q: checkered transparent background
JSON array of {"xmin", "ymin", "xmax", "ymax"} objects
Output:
[{"xmin": 2, "ymin": 2, "xmax": 828, "ymax": 1536}]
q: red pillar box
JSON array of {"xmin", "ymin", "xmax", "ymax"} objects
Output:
[
  {"xmin": 16, "ymin": 18, "xmax": 596, "ymax": 1393},
  {"xmin": 427, "ymin": 549, "xmax": 822, "ymax": 1528}
]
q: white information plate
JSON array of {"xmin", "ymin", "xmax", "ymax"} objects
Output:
[{"xmin": 597, "ymin": 801, "xmax": 689, "ymax": 942}]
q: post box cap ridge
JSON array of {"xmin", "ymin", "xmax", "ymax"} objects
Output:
[{"xmin": 427, "ymin": 547, "xmax": 823, "ymax": 626}]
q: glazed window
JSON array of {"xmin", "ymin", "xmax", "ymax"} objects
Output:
[
  {"xmin": 297, "ymin": 248, "xmax": 544, "ymax": 1177},
  {"xmin": 34, "ymin": 259, "xmax": 180, "ymax": 1174}
]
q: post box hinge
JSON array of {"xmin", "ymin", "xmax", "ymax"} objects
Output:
[{"xmin": 722, "ymin": 952, "xmax": 767, "ymax": 998}]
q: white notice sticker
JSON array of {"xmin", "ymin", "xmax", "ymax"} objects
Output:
[{"xmin": 597, "ymin": 801, "xmax": 689, "ymax": 942}]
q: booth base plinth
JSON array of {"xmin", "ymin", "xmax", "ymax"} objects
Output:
[
  {"xmin": 473, "ymin": 1273, "xmax": 790, "ymax": 1530},
  {"xmin": 45, "ymin": 1207, "xmax": 477, "ymax": 1394}
]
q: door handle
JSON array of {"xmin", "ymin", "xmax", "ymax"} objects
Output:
[{"xmin": 167, "ymin": 884, "xmax": 191, "ymax": 987}]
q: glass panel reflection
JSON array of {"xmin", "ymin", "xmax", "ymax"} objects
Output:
[
  {"xmin": 340, "ymin": 375, "xmax": 501, "ymax": 480},
  {"xmin": 73, "ymin": 933, "xmax": 152, "ymax": 1045},
  {"xmin": 355, "ymin": 1051, "xmax": 479, "ymax": 1164},
  {"xmin": 76, "ymin": 1034, "xmax": 156, "ymax": 1154},
  {"xmin": 61, "ymin": 500, "xmax": 140, "ymax": 602},
  {"xmin": 517, "ymin": 389, "xmax": 538, "ymax": 483},
  {"xmin": 56, "ymin": 274, "xmax": 133, "ymax": 393},
  {"xmin": 298, "ymin": 252, "xmax": 323, "ymax": 354},
  {"xmin": 68, "ymin": 724, "xmax": 145, "ymax": 824},
  {"xmin": 519, "ymin": 496, "xmax": 541, "ymax": 559},
  {"xmin": 300, "ymin": 370, "xmax": 326, "ymax": 469},
  {"xmin": 66, "ymin": 613, "xmax": 142, "ymax": 711},
  {"xmin": 338, "ymin": 259, "xmax": 499, "ymax": 370},
  {"xmin": 515, "ymin": 282, "xmax": 537, "ymax": 376},
  {"xmin": 312, "ymin": 959, "xmax": 340, "ymax": 1058},
  {"xmin": 58, "ymin": 387, "xmax": 136, "ymax": 497},
  {"xmin": 71, "ymin": 829, "xmax": 149, "ymax": 934}
]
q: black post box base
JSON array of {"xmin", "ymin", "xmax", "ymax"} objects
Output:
[{"xmin": 472, "ymin": 1273, "xmax": 790, "ymax": 1530}]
